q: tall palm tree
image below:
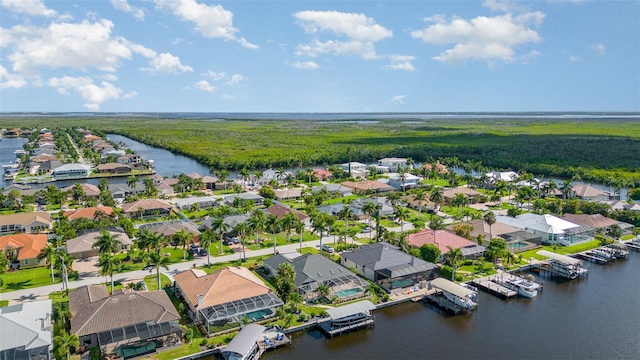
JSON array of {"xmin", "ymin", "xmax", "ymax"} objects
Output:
[
  {"xmin": 126, "ymin": 175, "xmax": 138, "ymax": 192},
  {"xmin": 54, "ymin": 330, "xmax": 79, "ymax": 360},
  {"xmin": 393, "ymin": 206, "xmax": 410, "ymax": 233},
  {"xmin": 394, "ymin": 232, "xmax": 410, "ymax": 253},
  {"xmin": 338, "ymin": 206, "xmax": 355, "ymax": 232},
  {"xmin": 281, "ymin": 212, "xmax": 298, "ymax": 243},
  {"xmin": 211, "ymin": 216, "xmax": 230, "ymax": 255},
  {"xmin": 483, "ymin": 211, "xmax": 496, "ymax": 240},
  {"xmin": 98, "ymin": 252, "xmax": 122, "ymax": 294},
  {"xmin": 234, "ymin": 222, "xmax": 250, "ymax": 261},
  {"xmin": 430, "ymin": 187, "xmax": 444, "ymax": 211},
  {"xmin": 172, "ymin": 228, "xmax": 194, "ymax": 260},
  {"xmin": 52, "ymin": 301, "xmax": 71, "ymax": 328},
  {"xmin": 198, "ymin": 229, "xmax": 216, "ymax": 267},
  {"xmin": 54, "ymin": 248, "xmax": 73, "ymax": 291},
  {"xmin": 217, "ymin": 169, "xmax": 230, "ymax": 190},
  {"xmin": 248, "ymin": 209, "xmax": 266, "ymax": 245},
  {"xmin": 413, "ymin": 189, "xmax": 427, "ymax": 216},
  {"xmin": 445, "ymin": 247, "xmax": 465, "ymax": 281},
  {"xmin": 94, "ymin": 230, "xmax": 122, "ymax": 255},
  {"xmin": 294, "ymin": 218, "xmax": 305, "ymax": 251},
  {"xmin": 147, "ymin": 251, "xmax": 171, "ymax": 290},
  {"xmin": 311, "ymin": 213, "xmax": 328, "ymax": 251},
  {"xmin": 362, "ymin": 201, "xmax": 377, "ymax": 242},
  {"xmin": 38, "ymin": 243, "xmax": 57, "ymax": 282},
  {"xmin": 265, "ymin": 214, "xmax": 281, "ymax": 255}
]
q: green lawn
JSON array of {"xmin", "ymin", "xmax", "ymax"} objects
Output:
[
  {"xmin": 144, "ymin": 274, "xmax": 172, "ymax": 291},
  {"xmin": 0, "ymin": 300, "xmax": 8, "ymax": 307},
  {"xmin": 518, "ymin": 239, "xmax": 602, "ymax": 261},
  {"xmin": 0, "ymin": 266, "xmax": 58, "ymax": 292}
]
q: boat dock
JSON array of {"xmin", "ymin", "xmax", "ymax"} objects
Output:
[
  {"xmin": 623, "ymin": 241, "xmax": 640, "ymax": 252},
  {"xmin": 423, "ymin": 290, "xmax": 466, "ymax": 314},
  {"xmin": 574, "ymin": 252, "xmax": 608, "ymax": 264},
  {"xmin": 317, "ymin": 318, "xmax": 375, "ymax": 337},
  {"xmin": 318, "ymin": 300, "xmax": 376, "ymax": 338},
  {"xmin": 471, "ymin": 278, "xmax": 517, "ymax": 299}
]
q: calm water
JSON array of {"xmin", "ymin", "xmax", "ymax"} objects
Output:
[
  {"xmin": 265, "ymin": 254, "xmax": 640, "ymax": 360},
  {"xmin": 0, "ymin": 137, "xmax": 28, "ymax": 188}
]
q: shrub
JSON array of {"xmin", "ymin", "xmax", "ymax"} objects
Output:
[
  {"xmin": 89, "ymin": 347, "xmax": 101, "ymax": 360},
  {"xmin": 184, "ymin": 328, "xmax": 194, "ymax": 343},
  {"xmin": 298, "ymin": 313, "xmax": 307, "ymax": 322}
]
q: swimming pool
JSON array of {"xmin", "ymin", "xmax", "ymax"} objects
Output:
[
  {"xmin": 389, "ymin": 278, "xmax": 415, "ymax": 289},
  {"xmin": 245, "ymin": 309, "xmax": 273, "ymax": 321},
  {"xmin": 335, "ymin": 288, "xmax": 364, "ymax": 298},
  {"xmin": 509, "ymin": 242, "xmax": 528, "ymax": 249}
]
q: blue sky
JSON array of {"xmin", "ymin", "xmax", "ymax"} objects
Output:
[{"xmin": 1, "ymin": 0, "xmax": 638, "ymax": 112}]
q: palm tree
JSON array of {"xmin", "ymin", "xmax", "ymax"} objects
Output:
[
  {"xmin": 265, "ymin": 214, "xmax": 281, "ymax": 255},
  {"xmin": 54, "ymin": 330, "xmax": 79, "ymax": 360},
  {"xmin": 386, "ymin": 192, "xmax": 402, "ymax": 208},
  {"xmin": 483, "ymin": 211, "xmax": 496, "ymax": 240},
  {"xmin": 38, "ymin": 243, "xmax": 58, "ymax": 283},
  {"xmin": 394, "ymin": 232, "xmax": 410, "ymax": 253},
  {"xmin": 305, "ymin": 167, "xmax": 314, "ymax": 184},
  {"xmin": 445, "ymin": 247, "xmax": 465, "ymax": 281},
  {"xmin": 275, "ymin": 262, "xmax": 296, "ymax": 302},
  {"xmin": 311, "ymin": 213, "xmax": 328, "ymax": 251},
  {"xmin": 561, "ymin": 180, "xmax": 573, "ymax": 199},
  {"xmin": 362, "ymin": 201, "xmax": 377, "ymax": 242},
  {"xmin": 453, "ymin": 193, "xmax": 469, "ymax": 210},
  {"xmin": 413, "ymin": 189, "xmax": 427, "ymax": 216},
  {"xmin": 338, "ymin": 206, "xmax": 355, "ymax": 232},
  {"xmin": 126, "ymin": 175, "xmax": 138, "ymax": 192},
  {"xmin": 316, "ymin": 284, "xmax": 330, "ymax": 301},
  {"xmin": 234, "ymin": 222, "xmax": 250, "ymax": 261},
  {"xmin": 98, "ymin": 252, "xmax": 122, "ymax": 294},
  {"xmin": 393, "ymin": 206, "xmax": 410, "ymax": 233},
  {"xmin": 211, "ymin": 216, "xmax": 231, "ymax": 255},
  {"xmin": 54, "ymin": 248, "xmax": 73, "ymax": 291},
  {"xmin": 146, "ymin": 251, "xmax": 171, "ymax": 290},
  {"xmin": 365, "ymin": 283, "xmax": 379, "ymax": 303},
  {"xmin": 52, "ymin": 301, "xmax": 71, "ymax": 328},
  {"xmin": 217, "ymin": 169, "xmax": 230, "ymax": 190},
  {"xmin": 430, "ymin": 187, "xmax": 444, "ymax": 211},
  {"xmin": 248, "ymin": 210, "xmax": 266, "ymax": 245},
  {"xmin": 199, "ymin": 229, "xmax": 215, "ymax": 267},
  {"xmin": 173, "ymin": 228, "xmax": 194, "ymax": 260},
  {"xmin": 94, "ymin": 230, "xmax": 122, "ymax": 255},
  {"xmin": 294, "ymin": 218, "xmax": 305, "ymax": 251},
  {"xmin": 281, "ymin": 212, "xmax": 298, "ymax": 243}
]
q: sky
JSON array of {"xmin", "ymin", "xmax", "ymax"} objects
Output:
[{"xmin": 0, "ymin": 0, "xmax": 638, "ymax": 113}]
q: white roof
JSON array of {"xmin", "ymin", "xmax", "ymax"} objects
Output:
[
  {"xmin": 486, "ymin": 171, "xmax": 519, "ymax": 182},
  {"xmin": 0, "ymin": 299, "xmax": 52, "ymax": 352},
  {"xmin": 536, "ymin": 250, "xmax": 583, "ymax": 265},
  {"xmin": 341, "ymin": 162, "xmax": 367, "ymax": 167},
  {"xmin": 173, "ymin": 196, "xmax": 216, "ymax": 207},
  {"xmin": 52, "ymin": 163, "xmax": 91, "ymax": 172},
  {"xmin": 497, "ymin": 214, "xmax": 579, "ymax": 235},
  {"xmin": 390, "ymin": 173, "xmax": 420, "ymax": 181},
  {"xmin": 325, "ymin": 300, "xmax": 376, "ymax": 320},
  {"xmin": 431, "ymin": 278, "xmax": 475, "ymax": 298}
]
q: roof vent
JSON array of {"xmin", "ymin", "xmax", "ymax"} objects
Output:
[{"xmin": 197, "ymin": 294, "xmax": 204, "ymax": 307}]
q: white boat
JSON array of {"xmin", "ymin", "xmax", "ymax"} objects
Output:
[
  {"xmin": 331, "ymin": 310, "xmax": 371, "ymax": 327},
  {"xmin": 443, "ymin": 290, "xmax": 477, "ymax": 310},
  {"xmin": 494, "ymin": 276, "xmax": 538, "ymax": 298}
]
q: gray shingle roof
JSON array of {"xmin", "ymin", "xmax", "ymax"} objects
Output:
[
  {"xmin": 341, "ymin": 242, "xmax": 434, "ymax": 272},
  {"xmin": 264, "ymin": 254, "xmax": 353, "ymax": 287}
]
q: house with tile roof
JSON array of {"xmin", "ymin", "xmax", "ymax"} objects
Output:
[
  {"xmin": 120, "ymin": 199, "xmax": 173, "ymax": 219},
  {"xmin": 573, "ymin": 183, "xmax": 612, "ymax": 202},
  {"xmin": 264, "ymin": 253, "xmax": 368, "ymax": 302},
  {"xmin": 274, "ymin": 188, "xmax": 303, "ymax": 201},
  {"xmin": 442, "ymin": 186, "xmax": 483, "ymax": 204},
  {"xmin": 561, "ymin": 213, "xmax": 634, "ymax": 234},
  {"xmin": 341, "ymin": 180, "xmax": 394, "ymax": 194},
  {"xmin": 340, "ymin": 242, "xmax": 437, "ymax": 293},
  {"xmin": 66, "ymin": 228, "xmax": 132, "ymax": 259},
  {"xmin": 64, "ymin": 206, "xmax": 114, "ymax": 221},
  {"xmin": 312, "ymin": 168, "xmax": 333, "ymax": 181},
  {"xmin": 173, "ymin": 267, "xmax": 284, "ymax": 334},
  {"xmin": 0, "ymin": 299, "xmax": 53, "ymax": 360},
  {"xmin": 69, "ymin": 285, "xmax": 181, "ymax": 357},
  {"xmin": 0, "ymin": 233, "xmax": 48, "ymax": 269},
  {"xmin": 0, "ymin": 212, "xmax": 51, "ymax": 234},
  {"xmin": 407, "ymin": 229, "xmax": 485, "ymax": 260},
  {"xmin": 61, "ymin": 183, "xmax": 101, "ymax": 198},
  {"xmin": 264, "ymin": 204, "xmax": 310, "ymax": 226}
]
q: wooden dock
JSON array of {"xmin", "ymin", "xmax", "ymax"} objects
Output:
[
  {"xmin": 575, "ymin": 252, "xmax": 608, "ymax": 264},
  {"xmin": 423, "ymin": 291, "xmax": 464, "ymax": 314},
  {"xmin": 623, "ymin": 241, "xmax": 640, "ymax": 252},
  {"xmin": 317, "ymin": 318, "xmax": 375, "ymax": 337},
  {"xmin": 471, "ymin": 278, "xmax": 517, "ymax": 299}
]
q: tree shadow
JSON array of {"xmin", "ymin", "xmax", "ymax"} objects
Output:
[{"xmin": 5, "ymin": 280, "xmax": 32, "ymax": 291}]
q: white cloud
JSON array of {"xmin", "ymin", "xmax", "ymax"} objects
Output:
[
  {"xmin": 385, "ymin": 54, "xmax": 416, "ymax": 71},
  {"xmin": 291, "ymin": 61, "xmax": 320, "ymax": 70},
  {"xmin": 221, "ymin": 94, "xmax": 234, "ymax": 100},
  {"xmin": 47, "ymin": 76, "xmax": 136, "ymax": 109},
  {"xmin": 0, "ymin": 65, "xmax": 27, "ymax": 89},
  {"xmin": 520, "ymin": 50, "xmax": 540, "ymax": 64},
  {"xmin": 202, "ymin": 70, "xmax": 227, "ymax": 81},
  {"xmin": 154, "ymin": 0, "xmax": 258, "ymax": 49},
  {"xmin": 195, "ymin": 80, "xmax": 216, "ymax": 92},
  {"xmin": 390, "ymin": 95, "xmax": 406, "ymax": 104},
  {"xmin": 411, "ymin": 11, "xmax": 544, "ymax": 65},
  {"xmin": 483, "ymin": 0, "xmax": 528, "ymax": 13},
  {"xmin": 111, "ymin": 0, "xmax": 145, "ymax": 21},
  {"xmin": 226, "ymin": 74, "xmax": 247, "ymax": 87},
  {"xmin": 569, "ymin": 55, "xmax": 580, "ymax": 62},
  {"xmin": 547, "ymin": 0, "xmax": 586, "ymax": 4},
  {"xmin": 0, "ymin": 0, "xmax": 57, "ymax": 18},
  {"xmin": 100, "ymin": 73, "xmax": 119, "ymax": 81},
  {"xmin": 143, "ymin": 52, "xmax": 193, "ymax": 74},
  {"xmin": 588, "ymin": 42, "xmax": 606, "ymax": 56},
  {"xmin": 294, "ymin": 10, "xmax": 392, "ymax": 60}
]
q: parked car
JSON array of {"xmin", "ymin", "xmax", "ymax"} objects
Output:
[
  {"xmin": 198, "ymin": 249, "xmax": 208, "ymax": 256},
  {"xmin": 321, "ymin": 244, "xmax": 335, "ymax": 253},
  {"xmin": 361, "ymin": 227, "xmax": 372, "ymax": 233}
]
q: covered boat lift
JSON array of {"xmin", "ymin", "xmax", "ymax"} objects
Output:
[
  {"xmin": 319, "ymin": 300, "xmax": 376, "ymax": 337},
  {"xmin": 222, "ymin": 324, "xmax": 265, "ymax": 360},
  {"xmin": 425, "ymin": 278, "xmax": 477, "ymax": 314},
  {"xmin": 536, "ymin": 250, "xmax": 588, "ymax": 279}
]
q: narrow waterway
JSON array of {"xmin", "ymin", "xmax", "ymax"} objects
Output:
[
  {"xmin": 0, "ymin": 137, "xmax": 28, "ymax": 188},
  {"xmin": 263, "ymin": 254, "xmax": 640, "ymax": 360}
]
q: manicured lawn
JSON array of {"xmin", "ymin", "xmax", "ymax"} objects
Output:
[
  {"xmin": 518, "ymin": 239, "xmax": 601, "ymax": 261},
  {"xmin": 324, "ymin": 195, "xmax": 358, "ymax": 205},
  {"xmin": 144, "ymin": 274, "xmax": 172, "ymax": 291},
  {"xmin": 151, "ymin": 340, "xmax": 202, "ymax": 360},
  {"xmin": 0, "ymin": 266, "xmax": 58, "ymax": 292},
  {"xmin": 49, "ymin": 291, "xmax": 69, "ymax": 304},
  {"xmin": 0, "ymin": 300, "xmax": 8, "ymax": 307}
]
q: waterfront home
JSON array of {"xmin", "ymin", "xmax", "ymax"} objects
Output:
[
  {"xmin": 51, "ymin": 163, "xmax": 92, "ymax": 179},
  {"xmin": 117, "ymin": 153, "xmax": 141, "ymax": 164},
  {"xmin": 311, "ymin": 183, "xmax": 352, "ymax": 197},
  {"xmin": 378, "ymin": 157, "xmax": 411, "ymax": 172},
  {"xmin": 66, "ymin": 228, "xmax": 132, "ymax": 259},
  {"xmin": 4, "ymin": 128, "xmax": 21, "ymax": 137},
  {"xmin": 141, "ymin": 221, "xmax": 201, "ymax": 244},
  {"xmin": 561, "ymin": 213, "xmax": 634, "ymax": 235},
  {"xmin": 312, "ymin": 168, "xmax": 333, "ymax": 181},
  {"xmin": 96, "ymin": 163, "xmax": 132, "ymax": 174},
  {"xmin": 407, "ymin": 229, "xmax": 485, "ymax": 260},
  {"xmin": 420, "ymin": 161, "xmax": 448, "ymax": 174},
  {"xmin": 447, "ymin": 218, "xmax": 521, "ymax": 241},
  {"xmin": 600, "ymin": 199, "xmax": 639, "ymax": 212},
  {"xmin": 497, "ymin": 213, "xmax": 593, "ymax": 245},
  {"xmin": 83, "ymin": 134, "xmax": 102, "ymax": 142},
  {"xmin": 200, "ymin": 214, "xmax": 249, "ymax": 233},
  {"xmin": 340, "ymin": 242, "xmax": 437, "ymax": 293},
  {"xmin": 29, "ymin": 153, "xmax": 59, "ymax": 163},
  {"xmin": 64, "ymin": 206, "xmax": 115, "ymax": 221},
  {"xmin": 121, "ymin": 199, "xmax": 173, "ymax": 219},
  {"xmin": 173, "ymin": 267, "xmax": 284, "ymax": 334},
  {"xmin": 38, "ymin": 160, "xmax": 63, "ymax": 174},
  {"xmin": 61, "ymin": 183, "xmax": 101, "ymax": 198},
  {"xmin": 572, "ymin": 183, "xmax": 612, "ymax": 201},
  {"xmin": 1, "ymin": 184, "xmax": 39, "ymax": 198},
  {"xmin": 264, "ymin": 204, "xmax": 310, "ymax": 226},
  {"xmin": 70, "ymin": 285, "xmax": 182, "ymax": 357},
  {"xmin": 108, "ymin": 184, "xmax": 145, "ymax": 202},
  {"xmin": 486, "ymin": 171, "xmax": 519, "ymax": 183},
  {"xmin": 274, "ymin": 188, "xmax": 303, "ymax": 201},
  {"xmin": 0, "ymin": 233, "xmax": 48, "ymax": 269},
  {"xmin": 263, "ymin": 253, "xmax": 369, "ymax": 302},
  {"xmin": 101, "ymin": 149, "xmax": 126, "ymax": 160},
  {"xmin": 341, "ymin": 180, "xmax": 394, "ymax": 194},
  {"xmin": 224, "ymin": 193, "xmax": 265, "ymax": 206},
  {"xmin": 254, "ymin": 169, "xmax": 291, "ymax": 186},
  {"xmin": 0, "ymin": 212, "xmax": 51, "ymax": 234},
  {"xmin": 442, "ymin": 186, "xmax": 482, "ymax": 204},
  {"xmin": 0, "ymin": 299, "xmax": 53, "ymax": 360},
  {"xmin": 200, "ymin": 175, "xmax": 219, "ymax": 190},
  {"xmin": 173, "ymin": 196, "xmax": 217, "ymax": 211},
  {"xmin": 388, "ymin": 173, "xmax": 421, "ymax": 191},
  {"xmin": 340, "ymin": 162, "xmax": 368, "ymax": 178}
]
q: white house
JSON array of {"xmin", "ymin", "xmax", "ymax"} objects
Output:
[
  {"xmin": 340, "ymin": 162, "xmax": 368, "ymax": 178},
  {"xmin": 388, "ymin": 173, "xmax": 420, "ymax": 191},
  {"xmin": 486, "ymin": 171, "xmax": 519, "ymax": 182},
  {"xmin": 377, "ymin": 158, "xmax": 411, "ymax": 172},
  {"xmin": 497, "ymin": 213, "xmax": 593, "ymax": 245},
  {"xmin": 51, "ymin": 163, "xmax": 91, "ymax": 179}
]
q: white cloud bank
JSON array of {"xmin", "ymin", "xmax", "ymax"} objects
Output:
[
  {"xmin": 47, "ymin": 76, "xmax": 136, "ymax": 110},
  {"xmin": 195, "ymin": 80, "xmax": 216, "ymax": 93},
  {"xmin": 0, "ymin": 0, "xmax": 58, "ymax": 18},
  {"xmin": 111, "ymin": 0, "xmax": 145, "ymax": 21}
]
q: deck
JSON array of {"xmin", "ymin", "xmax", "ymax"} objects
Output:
[
  {"xmin": 471, "ymin": 278, "xmax": 517, "ymax": 299},
  {"xmin": 317, "ymin": 318, "xmax": 375, "ymax": 337}
]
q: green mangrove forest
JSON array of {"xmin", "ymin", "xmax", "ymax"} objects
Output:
[{"xmin": 2, "ymin": 116, "xmax": 639, "ymax": 186}]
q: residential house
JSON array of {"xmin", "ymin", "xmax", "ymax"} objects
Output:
[
  {"xmin": 497, "ymin": 213, "xmax": 593, "ymax": 245},
  {"xmin": 388, "ymin": 173, "xmax": 421, "ymax": 191},
  {"xmin": 0, "ymin": 233, "xmax": 48, "ymax": 269},
  {"xmin": 140, "ymin": 221, "xmax": 201, "ymax": 244},
  {"xmin": 173, "ymin": 196, "xmax": 217, "ymax": 211},
  {"xmin": 173, "ymin": 267, "xmax": 284, "ymax": 334},
  {"xmin": 70, "ymin": 285, "xmax": 182, "ymax": 357},
  {"xmin": 312, "ymin": 168, "xmax": 333, "ymax": 181},
  {"xmin": 340, "ymin": 242, "xmax": 437, "ymax": 294},
  {"xmin": 340, "ymin": 162, "xmax": 368, "ymax": 178},
  {"xmin": 562, "ymin": 213, "xmax": 634, "ymax": 235},
  {"xmin": 0, "ymin": 299, "xmax": 53, "ymax": 360},
  {"xmin": 38, "ymin": 160, "xmax": 63, "ymax": 174},
  {"xmin": 442, "ymin": 186, "xmax": 483, "ymax": 205},
  {"xmin": 448, "ymin": 218, "xmax": 521, "ymax": 242},
  {"xmin": 341, "ymin": 180, "xmax": 394, "ymax": 194},
  {"xmin": 254, "ymin": 169, "xmax": 290, "ymax": 186},
  {"xmin": 61, "ymin": 183, "xmax": 101, "ymax": 198},
  {"xmin": 108, "ymin": 184, "xmax": 146, "ymax": 202},
  {"xmin": 96, "ymin": 163, "xmax": 132, "ymax": 174},
  {"xmin": 573, "ymin": 184, "xmax": 612, "ymax": 202},
  {"xmin": 486, "ymin": 171, "xmax": 519, "ymax": 183},
  {"xmin": 274, "ymin": 188, "xmax": 303, "ymax": 201},
  {"xmin": 420, "ymin": 161, "xmax": 448, "ymax": 174},
  {"xmin": 0, "ymin": 212, "xmax": 51, "ymax": 234},
  {"xmin": 264, "ymin": 253, "xmax": 369, "ymax": 302},
  {"xmin": 600, "ymin": 200, "xmax": 638, "ymax": 212},
  {"xmin": 2, "ymin": 184, "xmax": 38, "ymax": 198},
  {"xmin": 377, "ymin": 158, "xmax": 411, "ymax": 172},
  {"xmin": 350, "ymin": 197, "xmax": 395, "ymax": 218},
  {"xmin": 117, "ymin": 154, "xmax": 141, "ymax": 165},
  {"xmin": 264, "ymin": 204, "xmax": 310, "ymax": 226},
  {"xmin": 224, "ymin": 193, "xmax": 265, "ymax": 206},
  {"xmin": 64, "ymin": 206, "xmax": 115, "ymax": 221},
  {"xmin": 29, "ymin": 154, "xmax": 59, "ymax": 163},
  {"xmin": 101, "ymin": 149, "xmax": 126, "ymax": 160},
  {"xmin": 311, "ymin": 183, "xmax": 352, "ymax": 197},
  {"xmin": 66, "ymin": 228, "xmax": 132, "ymax": 259},
  {"xmin": 51, "ymin": 163, "xmax": 91, "ymax": 179},
  {"xmin": 201, "ymin": 176, "xmax": 219, "ymax": 190},
  {"xmin": 200, "ymin": 214, "xmax": 249, "ymax": 233},
  {"xmin": 407, "ymin": 229, "xmax": 485, "ymax": 260},
  {"xmin": 121, "ymin": 199, "xmax": 173, "ymax": 219}
]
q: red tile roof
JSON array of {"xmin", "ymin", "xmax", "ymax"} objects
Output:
[
  {"xmin": 64, "ymin": 206, "xmax": 114, "ymax": 221},
  {"xmin": 407, "ymin": 229, "xmax": 477, "ymax": 254},
  {"xmin": 0, "ymin": 233, "xmax": 48, "ymax": 260}
]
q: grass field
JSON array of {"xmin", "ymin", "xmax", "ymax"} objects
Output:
[{"xmin": 2, "ymin": 117, "xmax": 639, "ymax": 185}]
